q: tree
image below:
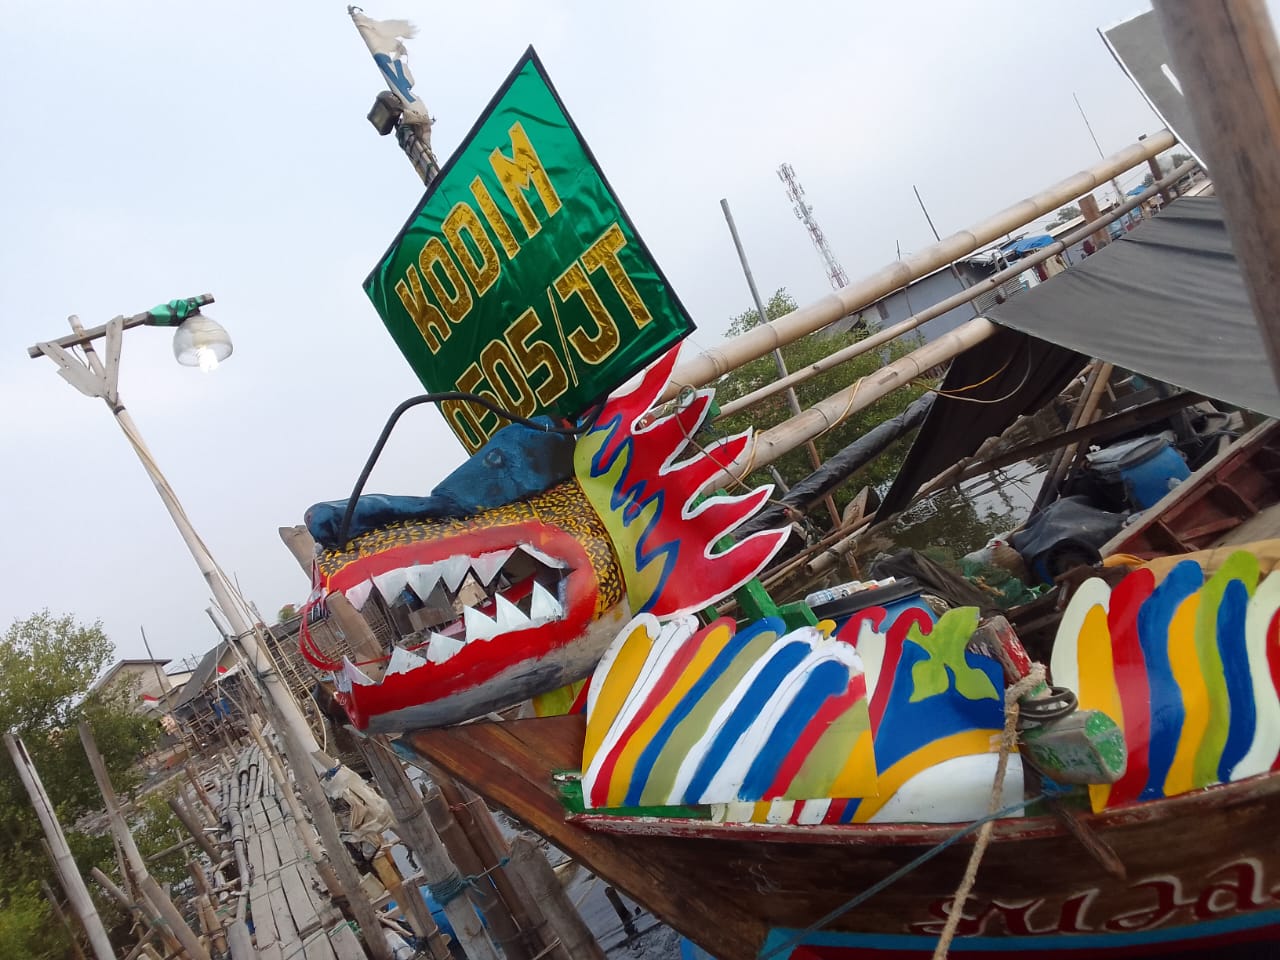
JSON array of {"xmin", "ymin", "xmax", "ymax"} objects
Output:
[
  {"xmin": 711, "ymin": 289, "xmax": 931, "ymax": 524},
  {"xmin": 0, "ymin": 612, "xmax": 164, "ymax": 959},
  {"xmin": 1142, "ymin": 172, "xmax": 1155, "ymax": 188},
  {"xmin": 277, "ymin": 603, "xmax": 298, "ymax": 622},
  {"xmin": 1051, "ymin": 204, "xmax": 1081, "ymax": 225}
]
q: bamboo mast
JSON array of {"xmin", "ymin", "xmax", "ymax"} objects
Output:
[
  {"xmin": 4, "ymin": 734, "xmax": 116, "ymax": 960},
  {"xmin": 715, "ymin": 160, "xmax": 1197, "ymax": 419},
  {"xmin": 661, "ymin": 131, "xmax": 1175, "ymax": 401}
]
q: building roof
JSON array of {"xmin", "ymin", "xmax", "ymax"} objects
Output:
[
  {"xmin": 90, "ymin": 658, "xmax": 172, "ymax": 694},
  {"xmin": 170, "ymin": 643, "xmax": 228, "ymax": 710}
]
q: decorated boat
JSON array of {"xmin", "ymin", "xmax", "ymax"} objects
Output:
[{"xmin": 297, "ymin": 345, "xmax": 1280, "ymax": 959}]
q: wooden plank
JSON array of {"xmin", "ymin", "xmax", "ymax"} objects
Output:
[
  {"xmin": 326, "ymin": 920, "xmax": 368, "ymax": 960},
  {"xmin": 1154, "ymin": 0, "xmax": 1280, "ymax": 389}
]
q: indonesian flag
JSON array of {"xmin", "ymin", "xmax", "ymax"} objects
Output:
[{"xmin": 350, "ymin": 8, "xmax": 431, "ymax": 124}]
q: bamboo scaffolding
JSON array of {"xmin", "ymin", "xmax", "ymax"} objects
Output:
[{"xmin": 661, "ymin": 131, "xmax": 1176, "ymax": 402}]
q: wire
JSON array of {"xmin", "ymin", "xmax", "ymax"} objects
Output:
[
  {"xmin": 926, "ymin": 349, "xmax": 1034, "ymax": 405},
  {"xmin": 335, "ymin": 392, "xmax": 604, "ymax": 547}
]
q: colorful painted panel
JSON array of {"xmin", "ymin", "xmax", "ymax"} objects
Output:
[
  {"xmin": 581, "ymin": 615, "xmax": 877, "ymax": 817},
  {"xmin": 833, "ymin": 606, "xmax": 1014, "ymax": 824},
  {"xmin": 1050, "ymin": 553, "xmax": 1280, "ymax": 812},
  {"xmin": 581, "ymin": 605, "xmax": 1020, "ymax": 825}
]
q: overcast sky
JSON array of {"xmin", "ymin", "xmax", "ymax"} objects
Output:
[{"xmin": 1, "ymin": 0, "xmax": 1174, "ymax": 671}]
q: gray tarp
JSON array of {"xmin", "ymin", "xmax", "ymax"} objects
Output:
[
  {"xmin": 991, "ymin": 196, "xmax": 1279, "ymax": 419},
  {"xmin": 875, "ymin": 196, "xmax": 1279, "ymax": 519}
]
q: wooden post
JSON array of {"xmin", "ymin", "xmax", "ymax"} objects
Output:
[
  {"xmin": 184, "ymin": 763, "xmax": 219, "ymax": 825},
  {"xmin": 243, "ymin": 695, "xmax": 395, "ymax": 960},
  {"xmin": 41, "ymin": 880, "xmax": 88, "ymax": 960},
  {"xmin": 77, "ymin": 723, "xmax": 212, "ymax": 960},
  {"xmin": 1078, "ymin": 193, "xmax": 1110, "ymax": 249},
  {"xmin": 1154, "ymin": 0, "xmax": 1280, "ymax": 390},
  {"xmin": 168, "ymin": 794, "xmax": 221, "ymax": 862},
  {"xmin": 4, "ymin": 734, "xmax": 117, "ymax": 960},
  {"xmin": 421, "ymin": 783, "xmax": 532, "ymax": 960},
  {"xmin": 435, "ymin": 777, "xmax": 543, "ymax": 958},
  {"xmin": 507, "ymin": 836, "xmax": 607, "ymax": 960},
  {"xmin": 1146, "ymin": 155, "xmax": 1173, "ymax": 207},
  {"xmin": 360, "ymin": 738, "xmax": 500, "ymax": 960},
  {"xmin": 372, "ymin": 846, "xmax": 452, "ymax": 959}
]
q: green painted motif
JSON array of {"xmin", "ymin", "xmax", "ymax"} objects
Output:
[
  {"xmin": 364, "ymin": 48, "xmax": 693, "ymax": 453},
  {"xmin": 907, "ymin": 608, "xmax": 1000, "ymax": 703}
]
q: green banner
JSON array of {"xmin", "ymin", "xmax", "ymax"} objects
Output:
[{"xmin": 365, "ymin": 47, "xmax": 695, "ymax": 453}]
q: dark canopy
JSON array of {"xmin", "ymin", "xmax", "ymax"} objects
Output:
[{"xmin": 877, "ymin": 196, "xmax": 1280, "ymax": 518}]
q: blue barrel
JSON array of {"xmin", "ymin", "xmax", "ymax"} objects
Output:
[{"xmin": 1086, "ymin": 435, "xmax": 1189, "ymax": 510}]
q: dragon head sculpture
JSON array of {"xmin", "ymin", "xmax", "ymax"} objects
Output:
[{"xmin": 300, "ymin": 347, "xmax": 790, "ymax": 733}]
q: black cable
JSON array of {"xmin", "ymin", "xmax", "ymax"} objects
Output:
[{"xmin": 335, "ymin": 392, "xmax": 604, "ymax": 547}]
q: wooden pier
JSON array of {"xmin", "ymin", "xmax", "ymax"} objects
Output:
[{"xmin": 219, "ymin": 745, "xmax": 369, "ymax": 960}]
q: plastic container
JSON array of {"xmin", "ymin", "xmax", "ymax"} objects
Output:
[
  {"xmin": 808, "ymin": 577, "xmax": 932, "ymax": 634},
  {"xmin": 1085, "ymin": 434, "xmax": 1190, "ymax": 510}
]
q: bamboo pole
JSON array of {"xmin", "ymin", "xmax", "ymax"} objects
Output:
[
  {"xmin": 167, "ymin": 795, "xmax": 221, "ymax": 862},
  {"xmin": 661, "ymin": 131, "xmax": 1176, "ymax": 401},
  {"xmin": 705, "ymin": 318, "xmax": 1000, "ymax": 491},
  {"xmin": 41, "ymin": 879, "xmax": 88, "ymax": 960},
  {"xmin": 436, "ymin": 777, "xmax": 543, "ymax": 958},
  {"xmin": 506, "ymin": 837, "xmax": 606, "ymax": 960},
  {"xmin": 360, "ymin": 738, "xmax": 499, "ymax": 960},
  {"xmin": 421, "ymin": 783, "xmax": 532, "ymax": 960},
  {"xmin": 1154, "ymin": 0, "xmax": 1280, "ymax": 390},
  {"xmin": 715, "ymin": 159, "xmax": 1198, "ymax": 419},
  {"xmin": 4, "ymin": 734, "xmax": 116, "ymax": 960},
  {"xmin": 77, "ymin": 723, "xmax": 212, "ymax": 960}
]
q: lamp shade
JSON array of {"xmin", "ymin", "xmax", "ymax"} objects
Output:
[{"xmin": 172, "ymin": 314, "xmax": 233, "ymax": 372}]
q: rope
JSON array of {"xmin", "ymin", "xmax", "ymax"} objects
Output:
[
  {"xmin": 424, "ymin": 855, "xmax": 513, "ymax": 906},
  {"xmin": 931, "ymin": 662, "xmax": 1045, "ymax": 960}
]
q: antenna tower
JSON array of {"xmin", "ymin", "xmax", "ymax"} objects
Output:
[{"xmin": 777, "ymin": 162, "xmax": 849, "ymax": 290}]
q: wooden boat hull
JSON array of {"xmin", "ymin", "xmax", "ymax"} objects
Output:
[{"xmin": 399, "ymin": 716, "xmax": 1280, "ymax": 960}]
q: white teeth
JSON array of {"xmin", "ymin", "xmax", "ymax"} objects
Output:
[
  {"xmin": 345, "ymin": 580, "xmax": 374, "ymax": 611},
  {"xmin": 494, "ymin": 594, "xmax": 531, "ymax": 633},
  {"xmin": 427, "ymin": 632, "xmax": 465, "ymax": 663},
  {"xmin": 463, "ymin": 605, "xmax": 501, "ymax": 642},
  {"xmin": 529, "ymin": 581, "xmax": 564, "ymax": 624},
  {"xmin": 471, "ymin": 549, "xmax": 515, "ymax": 587},
  {"xmin": 374, "ymin": 569, "xmax": 410, "ymax": 603},
  {"xmin": 341, "ymin": 657, "xmax": 375, "ymax": 686},
  {"xmin": 386, "ymin": 645, "xmax": 428, "ymax": 675},
  {"xmin": 519, "ymin": 544, "xmax": 568, "ymax": 569},
  {"xmin": 438, "ymin": 556, "xmax": 471, "ymax": 594},
  {"xmin": 406, "ymin": 563, "xmax": 441, "ymax": 600}
]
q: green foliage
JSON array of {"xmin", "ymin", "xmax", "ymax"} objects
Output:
[
  {"xmin": 277, "ymin": 603, "xmax": 298, "ymax": 622},
  {"xmin": 1051, "ymin": 204, "xmax": 1081, "ymax": 224},
  {"xmin": 712, "ymin": 289, "xmax": 930, "ymax": 520},
  {"xmin": 0, "ymin": 612, "xmax": 164, "ymax": 959}
]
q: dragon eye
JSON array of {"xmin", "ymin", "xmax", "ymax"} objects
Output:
[{"xmin": 484, "ymin": 450, "xmax": 506, "ymax": 468}]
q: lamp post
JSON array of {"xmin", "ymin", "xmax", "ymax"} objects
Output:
[{"xmin": 27, "ymin": 295, "xmax": 320, "ymax": 753}]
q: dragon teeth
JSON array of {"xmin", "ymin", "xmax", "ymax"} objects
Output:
[
  {"xmin": 471, "ymin": 548, "xmax": 515, "ymax": 587},
  {"xmin": 345, "ymin": 580, "xmax": 375, "ymax": 611},
  {"xmin": 341, "ymin": 656, "xmax": 375, "ymax": 686},
  {"xmin": 438, "ymin": 555, "xmax": 471, "ymax": 594},
  {"xmin": 493, "ymin": 594, "xmax": 531, "ymax": 633},
  {"xmin": 386, "ymin": 645, "xmax": 428, "ymax": 675},
  {"xmin": 426, "ymin": 632, "xmax": 465, "ymax": 663},
  {"xmin": 519, "ymin": 543, "xmax": 568, "ymax": 569},
  {"xmin": 529, "ymin": 581, "xmax": 564, "ymax": 624},
  {"xmin": 374, "ymin": 569, "xmax": 410, "ymax": 603},
  {"xmin": 463, "ymin": 605, "xmax": 501, "ymax": 642}
]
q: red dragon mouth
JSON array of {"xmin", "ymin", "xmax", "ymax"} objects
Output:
[{"xmin": 308, "ymin": 482, "xmax": 626, "ymax": 731}]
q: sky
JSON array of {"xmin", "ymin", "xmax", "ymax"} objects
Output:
[{"xmin": 0, "ymin": 0, "xmax": 1174, "ymax": 671}]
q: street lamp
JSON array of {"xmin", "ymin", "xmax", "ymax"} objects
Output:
[{"xmin": 27, "ymin": 295, "xmax": 319, "ymax": 752}]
